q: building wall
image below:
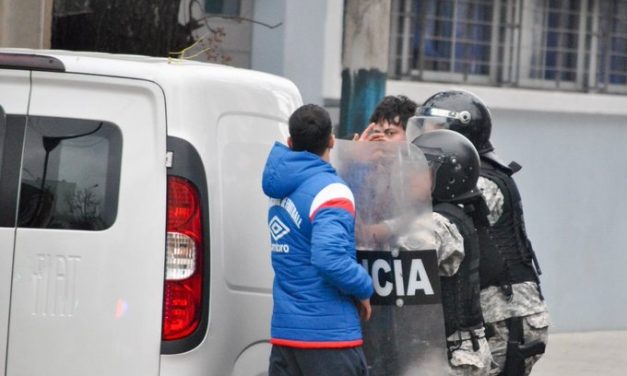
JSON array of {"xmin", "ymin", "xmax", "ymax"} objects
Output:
[
  {"xmin": 235, "ymin": 2, "xmax": 627, "ymax": 333},
  {"xmin": 0, "ymin": 0, "xmax": 52, "ymax": 48},
  {"xmin": 388, "ymin": 80, "xmax": 627, "ymax": 333},
  {"xmin": 252, "ymin": 0, "xmax": 325, "ymax": 105},
  {"xmin": 491, "ymin": 108, "xmax": 627, "ymax": 333},
  {"xmin": 250, "ymin": 0, "xmax": 286, "ymax": 77},
  {"xmin": 321, "ymin": 0, "xmax": 343, "ymax": 104}
]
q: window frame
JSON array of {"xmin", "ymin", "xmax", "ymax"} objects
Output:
[
  {"xmin": 390, "ymin": 0, "xmax": 627, "ymax": 93},
  {"xmin": 204, "ymin": 0, "xmax": 241, "ymax": 16},
  {"xmin": 0, "ymin": 113, "xmax": 26, "ymax": 228}
]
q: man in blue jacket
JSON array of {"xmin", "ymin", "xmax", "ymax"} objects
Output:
[{"xmin": 262, "ymin": 104, "xmax": 374, "ymax": 376}]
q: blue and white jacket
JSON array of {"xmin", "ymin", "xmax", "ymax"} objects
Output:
[{"xmin": 262, "ymin": 142, "xmax": 373, "ymax": 348}]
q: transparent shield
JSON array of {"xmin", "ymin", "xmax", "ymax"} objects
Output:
[{"xmin": 333, "ymin": 140, "xmax": 449, "ymax": 375}]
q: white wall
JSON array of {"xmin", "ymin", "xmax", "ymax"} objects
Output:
[
  {"xmin": 252, "ymin": 0, "xmax": 342, "ymax": 106},
  {"xmin": 388, "ymin": 80, "xmax": 627, "ymax": 333},
  {"xmin": 490, "ymin": 109, "xmax": 627, "ymax": 333},
  {"xmin": 321, "ymin": 0, "xmax": 343, "ymax": 102},
  {"xmin": 250, "ymin": 0, "xmax": 286, "ymax": 75},
  {"xmin": 282, "ymin": 1, "xmax": 327, "ymax": 105}
]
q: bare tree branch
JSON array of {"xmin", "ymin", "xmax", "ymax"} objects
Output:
[{"xmin": 202, "ymin": 15, "xmax": 283, "ymax": 29}]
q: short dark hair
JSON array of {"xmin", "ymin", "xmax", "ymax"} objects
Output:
[
  {"xmin": 288, "ymin": 104, "xmax": 332, "ymax": 156},
  {"xmin": 368, "ymin": 95, "xmax": 417, "ymax": 130}
]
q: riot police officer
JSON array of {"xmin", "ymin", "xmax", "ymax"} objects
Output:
[
  {"xmin": 412, "ymin": 90, "xmax": 549, "ymax": 376},
  {"xmin": 412, "ymin": 129, "xmax": 493, "ymax": 376},
  {"xmin": 357, "ymin": 128, "xmax": 495, "ymax": 375}
]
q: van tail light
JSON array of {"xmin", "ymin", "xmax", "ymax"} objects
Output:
[{"xmin": 162, "ymin": 176, "xmax": 204, "ymax": 341}]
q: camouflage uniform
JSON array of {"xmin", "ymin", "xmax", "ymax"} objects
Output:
[
  {"xmin": 447, "ymin": 327, "xmax": 493, "ymax": 376},
  {"xmin": 477, "ymin": 177, "xmax": 550, "ymax": 376},
  {"xmin": 393, "ymin": 212, "xmax": 492, "ymax": 376},
  {"xmin": 390, "ymin": 212, "xmax": 464, "ymax": 276}
]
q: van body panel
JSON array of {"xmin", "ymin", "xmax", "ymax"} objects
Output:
[
  {"xmin": 158, "ymin": 82, "xmax": 298, "ymax": 375},
  {"xmin": 0, "ymin": 230, "xmax": 12, "ymax": 375},
  {"xmin": 0, "ymin": 69, "xmax": 30, "ymax": 376},
  {"xmin": 231, "ymin": 342, "xmax": 273, "ymax": 376},
  {"xmin": 0, "ymin": 70, "xmax": 30, "ymax": 113},
  {"xmin": 6, "ymin": 72, "xmax": 167, "ymax": 375},
  {"xmin": 155, "ymin": 59, "xmax": 300, "ymax": 375},
  {"xmin": 218, "ymin": 114, "xmax": 288, "ymax": 292},
  {"xmin": 0, "ymin": 49, "xmax": 303, "ymax": 376},
  {"xmin": 160, "ymin": 107, "xmax": 297, "ymax": 376}
]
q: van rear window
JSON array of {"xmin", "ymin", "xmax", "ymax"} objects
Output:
[{"xmin": 18, "ymin": 116, "xmax": 122, "ymax": 230}]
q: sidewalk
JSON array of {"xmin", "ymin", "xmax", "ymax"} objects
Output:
[{"xmin": 532, "ymin": 330, "xmax": 627, "ymax": 375}]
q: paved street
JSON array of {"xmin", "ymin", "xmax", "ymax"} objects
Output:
[{"xmin": 532, "ymin": 330, "xmax": 627, "ymax": 376}]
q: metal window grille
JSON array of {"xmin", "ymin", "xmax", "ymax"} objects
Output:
[
  {"xmin": 390, "ymin": 0, "xmax": 495, "ymax": 84},
  {"xmin": 205, "ymin": 0, "xmax": 240, "ymax": 16},
  {"xmin": 390, "ymin": 0, "xmax": 627, "ymax": 93},
  {"xmin": 595, "ymin": 0, "xmax": 627, "ymax": 89}
]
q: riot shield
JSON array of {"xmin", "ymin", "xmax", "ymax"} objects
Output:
[{"xmin": 333, "ymin": 140, "xmax": 449, "ymax": 376}]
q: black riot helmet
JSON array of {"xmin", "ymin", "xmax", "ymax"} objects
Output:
[
  {"xmin": 412, "ymin": 129, "xmax": 480, "ymax": 202},
  {"xmin": 408, "ymin": 90, "xmax": 493, "ymax": 154}
]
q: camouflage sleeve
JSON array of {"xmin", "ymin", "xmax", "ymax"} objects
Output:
[
  {"xmin": 387, "ymin": 213, "xmax": 437, "ymax": 252},
  {"xmin": 477, "ymin": 176, "xmax": 504, "ymax": 225},
  {"xmin": 432, "ymin": 212, "xmax": 464, "ymax": 277}
]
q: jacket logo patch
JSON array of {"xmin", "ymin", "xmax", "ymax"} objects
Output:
[{"xmin": 269, "ymin": 216, "xmax": 290, "ymax": 241}]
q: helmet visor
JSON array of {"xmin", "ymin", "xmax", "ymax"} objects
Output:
[
  {"xmin": 422, "ymin": 148, "xmax": 445, "ymax": 194},
  {"xmin": 406, "ymin": 115, "xmax": 450, "ymax": 142},
  {"xmin": 407, "ymin": 106, "xmax": 474, "ymax": 142}
]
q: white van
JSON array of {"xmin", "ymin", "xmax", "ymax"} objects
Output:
[{"xmin": 0, "ymin": 49, "xmax": 301, "ymax": 376}]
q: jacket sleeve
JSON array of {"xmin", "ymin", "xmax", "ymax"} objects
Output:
[
  {"xmin": 432, "ymin": 212, "xmax": 464, "ymax": 277},
  {"xmin": 309, "ymin": 183, "xmax": 373, "ymax": 300}
]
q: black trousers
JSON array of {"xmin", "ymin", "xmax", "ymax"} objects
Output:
[{"xmin": 269, "ymin": 345, "xmax": 369, "ymax": 376}]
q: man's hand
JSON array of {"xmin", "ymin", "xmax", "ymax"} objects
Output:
[
  {"xmin": 352, "ymin": 122, "xmax": 385, "ymax": 142},
  {"xmin": 355, "ymin": 222, "xmax": 393, "ymax": 246},
  {"xmin": 358, "ymin": 299, "xmax": 372, "ymax": 322}
]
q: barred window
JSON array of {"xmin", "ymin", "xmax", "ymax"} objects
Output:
[
  {"xmin": 530, "ymin": 1, "xmax": 580, "ymax": 82},
  {"xmin": 205, "ymin": 0, "xmax": 240, "ymax": 16},
  {"xmin": 390, "ymin": 0, "xmax": 495, "ymax": 84},
  {"xmin": 596, "ymin": 0, "xmax": 627, "ymax": 87},
  {"xmin": 390, "ymin": 0, "xmax": 627, "ymax": 93}
]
